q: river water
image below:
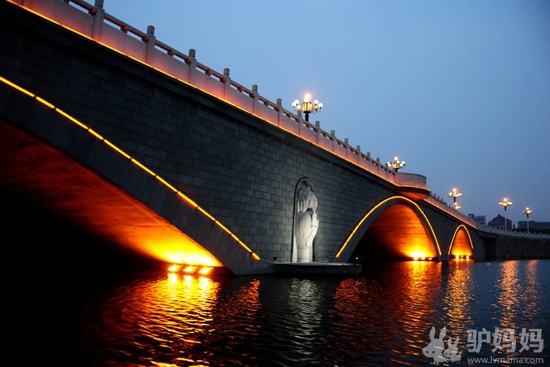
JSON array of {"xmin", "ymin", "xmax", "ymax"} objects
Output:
[{"xmin": 21, "ymin": 259, "xmax": 550, "ymax": 366}]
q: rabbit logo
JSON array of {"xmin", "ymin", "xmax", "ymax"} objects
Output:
[{"xmin": 423, "ymin": 326, "xmax": 462, "ymax": 364}]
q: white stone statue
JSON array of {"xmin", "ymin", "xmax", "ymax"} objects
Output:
[{"xmin": 293, "ymin": 182, "xmax": 319, "ymax": 262}]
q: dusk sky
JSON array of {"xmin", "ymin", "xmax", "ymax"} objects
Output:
[{"xmin": 104, "ymin": 0, "xmax": 550, "ymax": 227}]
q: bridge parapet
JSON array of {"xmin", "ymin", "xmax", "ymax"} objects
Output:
[
  {"xmin": 11, "ymin": 0, "xmax": 507, "ymax": 236},
  {"xmin": 476, "ymin": 225, "xmax": 550, "ymax": 239},
  {"xmin": 10, "ymin": 0, "xmax": 405, "ymax": 181},
  {"xmin": 425, "ymin": 193, "xmax": 479, "ymax": 228}
]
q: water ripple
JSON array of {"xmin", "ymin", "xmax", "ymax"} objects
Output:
[{"xmin": 46, "ymin": 260, "xmax": 550, "ymax": 366}]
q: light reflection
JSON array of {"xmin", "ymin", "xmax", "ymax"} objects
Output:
[
  {"xmin": 522, "ymin": 261, "xmax": 541, "ymax": 323},
  {"xmin": 445, "ymin": 261, "xmax": 474, "ymax": 332},
  {"xmin": 81, "ymin": 273, "xmax": 263, "ymax": 366},
  {"xmin": 496, "ymin": 261, "xmax": 520, "ymax": 330},
  {"xmin": 329, "ymin": 262, "xmax": 445, "ymax": 364}
]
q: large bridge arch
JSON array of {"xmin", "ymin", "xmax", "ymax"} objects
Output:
[
  {"xmin": 335, "ymin": 196, "xmax": 442, "ymax": 263},
  {"xmin": 0, "ymin": 76, "xmax": 270, "ymax": 276}
]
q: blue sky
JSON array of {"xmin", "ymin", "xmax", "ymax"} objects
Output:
[{"xmin": 103, "ymin": 0, "xmax": 550, "ymax": 227}]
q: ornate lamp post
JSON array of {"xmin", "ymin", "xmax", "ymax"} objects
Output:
[
  {"xmin": 448, "ymin": 188, "xmax": 462, "ymax": 206},
  {"xmin": 452, "ymin": 202, "xmax": 462, "ymax": 211},
  {"xmin": 292, "ymin": 93, "xmax": 323, "ymax": 122},
  {"xmin": 523, "ymin": 207, "xmax": 533, "ymax": 233},
  {"xmin": 386, "ymin": 156, "xmax": 406, "ymax": 172},
  {"xmin": 498, "ymin": 197, "xmax": 512, "ymax": 230}
]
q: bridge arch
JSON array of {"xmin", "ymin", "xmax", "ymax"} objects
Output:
[
  {"xmin": 448, "ymin": 224, "xmax": 474, "ymax": 259},
  {"xmin": 0, "ymin": 76, "xmax": 270, "ymax": 275},
  {"xmin": 335, "ymin": 196, "xmax": 442, "ymax": 263}
]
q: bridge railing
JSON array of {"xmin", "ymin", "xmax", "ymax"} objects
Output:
[
  {"xmin": 12, "ymin": 0, "xmax": 489, "ymax": 229},
  {"xmin": 475, "ymin": 225, "xmax": 550, "ymax": 239}
]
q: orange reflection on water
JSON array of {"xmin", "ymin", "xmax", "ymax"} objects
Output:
[
  {"xmin": 83, "ymin": 273, "xmax": 262, "ymax": 366},
  {"xmin": 331, "ymin": 261, "xmax": 443, "ymax": 362},
  {"xmin": 445, "ymin": 261, "xmax": 474, "ymax": 332},
  {"xmin": 496, "ymin": 261, "xmax": 521, "ymax": 330}
]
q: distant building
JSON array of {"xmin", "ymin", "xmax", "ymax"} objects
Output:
[
  {"xmin": 488, "ymin": 214, "xmax": 512, "ymax": 230},
  {"xmin": 468, "ymin": 214, "xmax": 486, "ymax": 225},
  {"xmin": 516, "ymin": 221, "xmax": 550, "ymax": 234}
]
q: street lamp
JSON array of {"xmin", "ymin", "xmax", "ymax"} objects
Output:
[
  {"xmin": 452, "ymin": 202, "xmax": 462, "ymax": 210},
  {"xmin": 448, "ymin": 188, "xmax": 462, "ymax": 204},
  {"xmin": 387, "ymin": 156, "xmax": 406, "ymax": 172},
  {"xmin": 523, "ymin": 207, "xmax": 533, "ymax": 233},
  {"xmin": 498, "ymin": 197, "xmax": 512, "ymax": 230},
  {"xmin": 292, "ymin": 93, "xmax": 323, "ymax": 122}
]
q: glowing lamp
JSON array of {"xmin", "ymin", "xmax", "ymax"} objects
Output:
[
  {"xmin": 168, "ymin": 264, "xmax": 182, "ymax": 272},
  {"xmin": 448, "ymin": 188, "xmax": 462, "ymax": 204},
  {"xmin": 292, "ymin": 93, "xmax": 323, "ymax": 122},
  {"xmin": 183, "ymin": 265, "xmax": 197, "ymax": 273},
  {"xmin": 387, "ymin": 156, "xmax": 406, "ymax": 172},
  {"xmin": 498, "ymin": 198, "xmax": 512, "ymax": 230},
  {"xmin": 410, "ymin": 251, "xmax": 427, "ymax": 261},
  {"xmin": 198, "ymin": 267, "xmax": 213, "ymax": 275}
]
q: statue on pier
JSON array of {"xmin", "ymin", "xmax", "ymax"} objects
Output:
[{"xmin": 292, "ymin": 179, "xmax": 319, "ymax": 262}]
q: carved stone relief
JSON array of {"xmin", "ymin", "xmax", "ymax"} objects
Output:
[{"xmin": 292, "ymin": 179, "xmax": 319, "ymax": 262}]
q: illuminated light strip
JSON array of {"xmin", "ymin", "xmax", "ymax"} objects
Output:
[
  {"xmin": 103, "ymin": 139, "xmax": 131, "ymax": 159},
  {"xmin": 130, "ymin": 158, "xmax": 155, "ymax": 176},
  {"xmin": 447, "ymin": 224, "xmax": 474, "ymax": 256},
  {"xmin": 35, "ymin": 96, "xmax": 55, "ymax": 109},
  {"xmin": 177, "ymin": 191, "xmax": 199, "ymax": 208},
  {"xmin": 87, "ymin": 128, "xmax": 104, "ymax": 140},
  {"xmin": 335, "ymin": 196, "xmax": 442, "ymax": 259},
  {"xmin": 0, "ymin": 75, "xmax": 261, "ymax": 262},
  {"xmin": 56, "ymin": 109, "xmax": 89, "ymax": 130},
  {"xmin": 155, "ymin": 175, "xmax": 175, "ymax": 191},
  {"xmin": 0, "ymin": 75, "xmax": 35, "ymax": 97}
]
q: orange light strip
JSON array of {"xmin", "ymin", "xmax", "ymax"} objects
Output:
[
  {"xmin": 447, "ymin": 224, "xmax": 474, "ymax": 256},
  {"xmin": 335, "ymin": 195, "xmax": 442, "ymax": 259},
  {"xmin": 35, "ymin": 96, "xmax": 55, "ymax": 109},
  {"xmin": 0, "ymin": 75, "xmax": 261, "ymax": 262},
  {"xmin": 0, "ymin": 73, "xmax": 35, "ymax": 97}
]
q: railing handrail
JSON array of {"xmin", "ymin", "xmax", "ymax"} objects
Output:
[{"xmin": 12, "ymin": 0, "xmax": 523, "ymax": 233}]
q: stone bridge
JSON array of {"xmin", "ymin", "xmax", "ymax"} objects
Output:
[{"xmin": 1, "ymin": 0, "xmax": 548, "ymax": 275}]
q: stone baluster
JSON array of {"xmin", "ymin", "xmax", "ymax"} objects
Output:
[
  {"xmin": 145, "ymin": 25, "xmax": 156, "ymax": 64},
  {"xmin": 223, "ymin": 68, "xmax": 231, "ymax": 99},
  {"xmin": 188, "ymin": 49, "xmax": 197, "ymax": 84},
  {"xmin": 315, "ymin": 121, "xmax": 320, "ymax": 144},
  {"xmin": 91, "ymin": 0, "xmax": 105, "ymax": 40},
  {"xmin": 344, "ymin": 138, "xmax": 349, "ymax": 159},
  {"xmin": 252, "ymin": 84, "xmax": 258, "ymax": 114},
  {"xmin": 276, "ymin": 98, "xmax": 282, "ymax": 127}
]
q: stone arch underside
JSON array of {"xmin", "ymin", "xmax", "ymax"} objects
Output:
[
  {"xmin": 0, "ymin": 81, "xmax": 270, "ymax": 275},
  {"xmin": 347, "ymin": 198, "xmax": 440, "ymax": 262}
]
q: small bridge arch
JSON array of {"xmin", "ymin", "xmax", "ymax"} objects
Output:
[
  {"xmin": 448, "ymin": 224, "xmax": 474, "ymax": 259},
  {"xmin": 336, "ymin": 196, "xmax": 442, "ymax": 263}
]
